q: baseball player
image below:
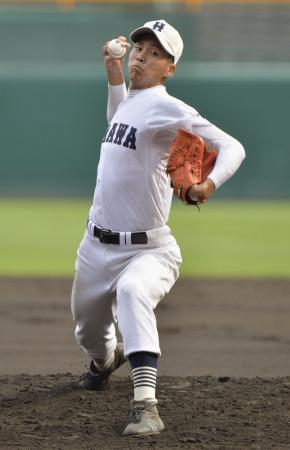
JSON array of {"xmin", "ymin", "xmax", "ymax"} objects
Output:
[{"xmin": 71, "ymin": 19, "xmax": 245, "ymax": 436}]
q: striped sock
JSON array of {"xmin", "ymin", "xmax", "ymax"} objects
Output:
[
  {"xmin": 132, "ymin": 366, "xmax": 157, "ymax": 401},
  {"xmin": 128, "ymin": 352, "xmax": 158, "ymax": 401}
]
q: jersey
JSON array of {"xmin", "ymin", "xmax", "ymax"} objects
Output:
[{"xmin": 90, "ymin": 84, "xmax": 245, "ymax": 232}]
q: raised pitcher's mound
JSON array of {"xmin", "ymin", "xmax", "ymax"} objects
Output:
[{"xmin": 1, "ymin": 373, "xmax": 290, "ymax": 449}]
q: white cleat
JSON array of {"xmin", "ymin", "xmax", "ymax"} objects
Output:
[{"xmin": 122, "ymin": 398, "xmax": 165, "ymax": 436}]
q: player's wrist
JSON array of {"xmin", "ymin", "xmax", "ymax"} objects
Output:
[
  {"xmin": 108, "ymin": 81, "xmax": 126, "ymax": 87},
  {"xmin": 107, "ymin": 72, "xmax": 125, "ymax": 85}
]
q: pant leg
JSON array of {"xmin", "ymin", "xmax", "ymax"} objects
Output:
[
  {"xmin": 116, "ymin": 243, "xmax": 181, "ymax": 357},
  {"xmin": 71, "ymin": 232, "xmax": 117, "ymax": 361}
]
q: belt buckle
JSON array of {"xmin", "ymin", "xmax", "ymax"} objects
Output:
[{"xmin": 99, "ymin": 228, "xmax": 112, "ymax": 243}]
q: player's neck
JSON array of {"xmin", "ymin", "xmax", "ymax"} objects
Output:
[{"xmin": 129, "ymin": 80, "xmax": 164, "ymax": 91}]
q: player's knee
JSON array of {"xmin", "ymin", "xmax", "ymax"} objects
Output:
[
  {"xmin": 74, "ymin": 324, "xmax": 86, "ymax": 347},
  {"xmin": 117, "ymin": 278, "xmax": 144, "ymax": 306},
  {"xmin": 75, "ymin": 323, "xmax": 92, "ymax": 348},
  {"xmin": 75, "ymin": 324, "xmax": 105, "ymax": 353}
]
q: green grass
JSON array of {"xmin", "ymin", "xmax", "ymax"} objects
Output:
[
  {"xmin": 0, "ymin": 199, "xmax": 289, "ymax": 278},
  {"xmin": 168, "ymin": 201, "xmax": 290, "ymax": 278}
]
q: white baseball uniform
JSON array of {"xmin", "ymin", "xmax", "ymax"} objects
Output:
[{"xmin": 71, "ymin": 83, "xmax": 245, "ymax": 361}]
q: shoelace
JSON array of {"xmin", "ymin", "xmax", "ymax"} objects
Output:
[
  {"xmin": 79, "ymin": 371, "xmax": 103, "ymax": 381},
  {"xmin": 79, "ymin": 373, "xmax": 95, "ymax": 383},
  {"xmin": 128, "ymin": 408, "xmax": 143, "ymax": 423}
]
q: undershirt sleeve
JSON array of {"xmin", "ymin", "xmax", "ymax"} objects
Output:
[{"xmin": 107, "ymin": 83, "xmax": 128, "ymax": 124}]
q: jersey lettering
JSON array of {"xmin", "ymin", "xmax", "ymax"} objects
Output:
[
  {"xmin": 105, "ymin": 122, "xmax": 118, "ymax": 143},
  {"xmin": 102, "ymin": 125, "xmax": 110, "ymax": 142},
  {"xmin": 123, "ymin": 127, "xmax": 137, "ymax": 149},
  {"xmin": 103, "ymin": 122, "xmax": 137, "ymax": 150},
  {"xmin": 113, "ymin": 123, "xmax": 129, "ymax": 145}
]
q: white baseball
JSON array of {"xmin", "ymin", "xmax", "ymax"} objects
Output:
[{"xmin": 107, "ymin": 39, "xmax": 126, "ymax": 59}]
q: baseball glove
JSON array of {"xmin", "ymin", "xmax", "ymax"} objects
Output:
[{"xmin": 166, "ymin": 129, "xmax": 217, "ymax": 205}]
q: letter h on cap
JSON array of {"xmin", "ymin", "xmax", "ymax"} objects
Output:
[{"xmin": 153, "ymin": 21, "xmax": 165, "ymax": 32}]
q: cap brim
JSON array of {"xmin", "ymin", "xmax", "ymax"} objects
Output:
[{"xmin": 130, "ymin": 27, "xmax": 175, "ymax": 62}]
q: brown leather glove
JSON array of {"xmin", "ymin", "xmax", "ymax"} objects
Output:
[{"xmin": 166, "ymin": 129, "xmax": 217, "ymax": 204}]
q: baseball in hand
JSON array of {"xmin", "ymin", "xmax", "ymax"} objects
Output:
[{"xmin": 107, "ymin": 39, "xmax": 127, "ymax": 59}]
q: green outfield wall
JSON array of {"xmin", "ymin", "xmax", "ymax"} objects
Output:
[
  {"xmin": 1, "ymin": 7, "xmax": 290, "ymax": 198},
  {"xmin": 1, "ymin": 63, "xmax": 289, "ymax": 198}
]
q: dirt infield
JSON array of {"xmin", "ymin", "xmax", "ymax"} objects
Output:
[
  {"xmin": 1, "ymin": 373, "xmax": 290, "ymax": 449},
  {"xmin": 1, "ymin": 278, "xmax": 290, "ymax": 448}
]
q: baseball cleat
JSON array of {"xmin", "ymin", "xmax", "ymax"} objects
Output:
[
  {"xmin": 122, "ymin": 398, "xmax": 165, "ymax": 436},
  {"xmin": 78, "ymin": 342, "xmax": 126, "ymax": 391}
]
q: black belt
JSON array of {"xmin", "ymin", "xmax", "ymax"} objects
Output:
[{"xmin": 93, "ymin": 225, "xmax": 148, "ymax": 245}]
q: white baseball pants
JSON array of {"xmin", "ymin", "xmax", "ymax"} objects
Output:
[{"xmin": 71, "ymin": 222, "xmax": 182, "ymax": 361}]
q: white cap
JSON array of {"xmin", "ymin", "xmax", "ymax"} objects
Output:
[{"xmin": 130, "ymin": 19, "xmax": 183, "ymax": 64}]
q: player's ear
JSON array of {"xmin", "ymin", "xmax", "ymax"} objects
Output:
[{"xmin": 165, "ymin": 63, "xmax": 176, "ymax": 79}]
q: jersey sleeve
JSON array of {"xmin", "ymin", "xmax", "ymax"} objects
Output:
[{"xmin": 107, "ymin": 83, "xmax": 128, "ymax": 124}]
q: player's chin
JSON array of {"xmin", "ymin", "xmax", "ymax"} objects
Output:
[
  {"xmin": 128, "ymin": 72, "xmax": 145, "ymax": 88},
  {"xmin": 128, "ymin": 66, "xmax": 142, "ymax": 77}
]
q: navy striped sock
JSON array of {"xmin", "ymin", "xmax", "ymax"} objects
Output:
[{"xmin": 128, "ymin": 352, "xmax": 158, "ymax": 401}]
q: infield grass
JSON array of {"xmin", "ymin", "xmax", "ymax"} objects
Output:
[{"xmin": 0, "ymin": 199, "xmax": 289, "ymax": 278}]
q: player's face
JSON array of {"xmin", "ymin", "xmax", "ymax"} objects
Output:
[{"xmin": 128, "ymin": 36, "xmax": 175, "ymax": 89}]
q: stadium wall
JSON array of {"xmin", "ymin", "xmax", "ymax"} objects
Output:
[
  {"xmin": 1, "ymin": 7, "xmax": 289, "ymax": 198},
  {"xmin": 1, "ymin": 66, "xmax": 289, "ymax": 198}
]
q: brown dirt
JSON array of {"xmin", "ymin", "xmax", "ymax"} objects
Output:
[
  {"xmin": 1, "ymin": 373, "xmax": 290, "ymax": 449},
  {"xmin": 1, "ymin": 278, "xmax": 290, "ymax": 449}
]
